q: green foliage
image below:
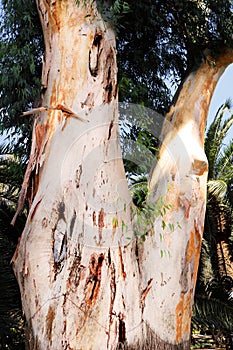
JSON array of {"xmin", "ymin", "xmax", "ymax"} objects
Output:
[
  {"xmin": 205, "ymin": 99, "xmax": 233, "ymax": 181},
  {"xmin": 117, "ymin": 0, "xmax": 233, "ymax": 113},
  {"xmin": 0, "ymin": 206, "xmax": 25, "ymax": 349},
  {"xmin": 103, "ymin": 0, "xmax": 130, "ymax": 26},
  {"xmin": 0, "ymin": 0, "xmax": 44, "ymax": 158},
  {"xmin": 0, "ymin": 155, "xmax": 24, "ymax": 208},
  {"xmin": 133, "ymin": 191, "xmax": 174, "ymax": 243},
  {"xmin": 74, "ymin": 0, "xmax": 131, "ymax": 31},
  {"xmin": 121, "ymin": 127, "xmax": 159, "ymax": 181},
  {"xmin": 119, "ymin": 102, "xmax": 161, "ymax": 184},
  {"xmin": 130, "ymin": 176, "xmax": 148, "ymax": 208}
]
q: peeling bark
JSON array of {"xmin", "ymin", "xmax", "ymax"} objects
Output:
[
  {"xmin": 13, "ymin": 1, "xmax": 140, "ymax": 349},
  {"xmin": 12, "ymin": 0, "xmax": 233, "ymax": 349},
  {"xmin": 144, "ymin": 49, "xmax": 233, "ymax": 345}
]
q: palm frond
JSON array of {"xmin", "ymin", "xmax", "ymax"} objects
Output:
[
  {"xmin": 216, "ymin": 141, "xmax": 233, "ymax": 182},
  {"xmin": 218, "ymin": 117, "xmax": 233, "ymax": 142},
  {"xmin": 200, "ymin": 101, "xmax": 233, "ymax": 286},
  {"xmin": 208, "ymin": 179, "xmax": 228, "ymax": 199},
  {"xmin": 193, "ymin": 295, "xmax": 233, "ymax": 332},
  {"xmin": 205, "ymin": 101, "xmax": 233, "ymax": 179}
]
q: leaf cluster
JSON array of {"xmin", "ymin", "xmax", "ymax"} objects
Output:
[
  {"xmin": 117, "ymin": 0, "xmax": 233, "ymax": 113},
  {"xmin": 0, "ymin": 0, "xmax": 44, "ymax": 158},
  {"xmin": 0, "ymin": 153, "xmax": 24, "ymax": 207}
]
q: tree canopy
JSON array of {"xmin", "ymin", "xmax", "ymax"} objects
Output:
[
  {"xmin": 1, "ymin": 0, "xmax": 233, "ymax": 155},
  {"xmin": 117, "ymin": 0, "xmax": 233, "ymax": 110}
]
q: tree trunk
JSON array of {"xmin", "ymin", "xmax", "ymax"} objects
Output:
[{"xmin": 12, "ymin": 1, "xmax": 233, "ymax": 349}]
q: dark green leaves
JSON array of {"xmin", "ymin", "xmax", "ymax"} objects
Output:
[{"xmin": 0, "ymin": 0, "xmax": 44, "ymax": 157}]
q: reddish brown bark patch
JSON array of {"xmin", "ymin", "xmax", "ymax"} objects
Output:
[
  {"xmin": 92, "ymin": 211, "xmax": 96, "ymax": 226},
  {"xmin": 118, "ymin": 246, "xmax": 126, "ymax": 279},
  {"xmin": 192, "ymin": 159, "xmax": 208, "ymax": 175},
  {"xmin": 67, "ymin": 255, "xmax": 85, "ymax": 290},
  {"xmin": 140, "ymin": 278, "xmax": 153, "ymax": 303},
  {"xmin": 35, "ymin": 123, "xmax": 49, "ymax": 164},
  {"xmin": 46, "ymin": 306, "xmax": 55, "ymax": 342},
  {"xmin": 98, "ymin": 208, "xmax": 105, "ymax": 243},
  {"xmin": 175, "ymin": 294, "xmax": 184, "ymax": 343},
  {"xmin": 175, "ymin": 292, "xmax": 192, "ymax": 344},
  {"xmin": 185, "ymin": 226, "xmax": 202, "ymax": 285},
  {"xmin": 191, "ymin": 226, "xmax": 202, "ymax": 284},
  {"xmin": 84, "ymin": 253, "xmax": 104, "ymax": 305}
]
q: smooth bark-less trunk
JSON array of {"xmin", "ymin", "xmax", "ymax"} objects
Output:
[{"xmin": 12, "ymin": 1, "xmax": 233, "ymax": 349}]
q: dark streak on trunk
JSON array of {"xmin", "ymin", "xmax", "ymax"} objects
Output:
[
  {"xmin": 58, "ymin": 201, "xmax": 66, "ymax": 221},
  {"xmin": 118, "ymin": 313, "xmax": 126, "ymax": 344},
  {"xmin": 98, "ymin": 208, "xmax": 104, "ymax": 244},
  {"xmin": 75, "ymin": 165, "xmax": 82, "ymax": 189},
  {"xmin": 89, "ymin": 32, "xmax": 103, "ymax": 77},
  {"xmin": 108, "ymin": 120, "xmax": 114, "ymax": 140},
  {"xmin": 93, "ymin": 211, "xmax": 96, "ymax": 226},
  {"xmin": 118, "ymin": 246, "xmax": 126, "ymax": 279},
  {"xmin": 69, "ymin": 210, "xmax": 76, "ymax": 238},
  {"xmin": 52, "ymin": 201, "xmax": 68, "ymax": 279},
  {"xmin": 140, "ymin": 278, "xmax": 153, "ymax": 304},
  {"xmin": 103, "ymin": 49, "xmax": 117, "ymax": 103},
  {"xmin": 107, "ymin": 251, "xmax": 116, "ymax": 347}
]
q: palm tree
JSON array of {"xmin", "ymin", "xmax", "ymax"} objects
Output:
[
  {"xmin": 204, "ymin": 99, "xmax": 233, "ymax": 285},
  {"xmin": 193, "ymin": 100, "xmax": 233, "ymax": 349}
]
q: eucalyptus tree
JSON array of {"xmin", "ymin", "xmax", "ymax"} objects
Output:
[{"xmin": 1, "ymin": 0, "xmax": 233, "ymax": 349}]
